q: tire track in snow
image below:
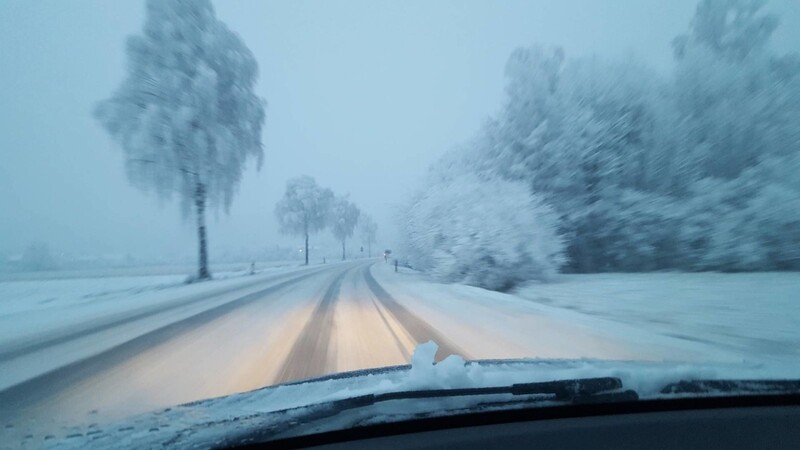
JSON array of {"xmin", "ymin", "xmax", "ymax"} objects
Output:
[
  {"xmin": 0, "ymin": 268, "xmax": 325, "ymax": 412},
  {"xmin": 369, "ymin": 296, "xmax": 412, "ymax": 361},
  {"xmin": 273, "ymin": 266, "xmax": 350, "ymax": 384},
  {"xmin": 362, "ymin": 265, "xmax": 470, "ymax": 361},
  {"xmin": 0, "ymin": 266, "xmax": 326, "ymax": 364}
]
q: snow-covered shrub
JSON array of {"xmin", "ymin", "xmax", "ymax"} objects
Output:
[
  {"xmin": 404, "ymin": 175, "xmax": 564, "ymax": 291},
  {"xmin": 563, "ymin": 188, "xmax": 681, "ymax": 272},
  {"xmin": 682, "ymin": 154, "xmax": 800, "ymax": 271},
  {"xmin": 403, "ymin": 1, "xmax": 800, "ymax": 275}
]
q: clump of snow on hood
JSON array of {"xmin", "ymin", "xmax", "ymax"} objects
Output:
[
  {"xmin": 411, "ymin": 340, "xmax": 438, "ymax": 369},
  {"xmin": 405, "ymin": 341, "xmax": 482, "ymax": 389}
]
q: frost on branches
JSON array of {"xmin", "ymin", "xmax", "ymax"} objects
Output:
[
  {"xmin": 94, "ymin": 0, "xmax": 265, "ymax": 280},
  {"xmin": 404, "ymin": 0, "xmax": 800, "ymax": 278},
  {"xmin": 358, "ymin": 215, "xmax": 378, "ymax": 258},
  {"xmin": 274, "ymin": 176, "xmax": 334, "ymax": 265},
  {"xmin": 330, "ymin": 196, "xmax": 361, "ymax": 261},
  {"xmin": 404, "ymin": 175, "xmax": 564, "ymax": 291}
]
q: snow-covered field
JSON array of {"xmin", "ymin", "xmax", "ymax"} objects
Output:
[
  {"xmin": 0, "ymin": 260, "xmax": 299, "ymax": 319},
  {"xmin": 0, "ymin": 260, "xmax": 301, "ymax": 282},
  {"xmin": 515, "ymin": 272, "xmax": 800, "ymax": 361}
]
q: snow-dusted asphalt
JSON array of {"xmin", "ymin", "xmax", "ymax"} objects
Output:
[{"xmin": 0, "ymin": 259, "xmax": 757, "ymax": 438}]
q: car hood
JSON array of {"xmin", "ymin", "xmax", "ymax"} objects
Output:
[{"xmin": 52, "ymin": 342, "xmax": 798, "ymax": 449}]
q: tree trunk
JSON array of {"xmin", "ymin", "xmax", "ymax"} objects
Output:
[
  {"xmin": 341, "ymin": 239, "xmax": 346, "ymax": 261},
  {"xmin": 368, "ymin": 242, "xmax": 371, "ymax": 258},
  {"xmin": 195, "ymin": 182, "xmax": 210, "ymax": 280},
  {"xmin": 304, "ymin": 233, "xmax": 309, "ymax": 266}
]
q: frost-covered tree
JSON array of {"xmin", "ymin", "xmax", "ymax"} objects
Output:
[
  {"xmin": 678, "ymin": 154, "xmax": 800, "ymax": 271},
  {"xmin": 671, "ymin": 0, "xmax": 799, "ymax": 180},
  {"xmin": 95, "ymin": 0, "xmax": 265, "ymax": 280},
  {"xmin": 330, "ymin": 196, "xmax": 361, "ymax": 261},
  {"xmin": 672, "ymin": 0, "xmax": 779, "ymax": 62},
  {"xmin": 357, "ymin": 214, "xmax": 378, "ymax": 257},
  {"xmin": 665, "ymin": 0, "xmax": 800, "ymax": 269},
  {"xmin": 274, "ymin": 176, "xmax": 333, "ymax": 265},
  {"xmin": 404, "ymin": 174, "xmax": 564, "ymax": 290},
  {"xmin": 478, "ymin": 45, "xmax": 668, "ymax": 271},
  {"xmin": 404, "ymin": 0, "xmax": 799, "ymax": 277}
]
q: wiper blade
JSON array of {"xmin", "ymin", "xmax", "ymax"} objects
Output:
[
  {"xmin": 236, "ymin": 377, "xmax": 637, "ymax": 444},
  {"xmin": 324, "ymin": 377, "xmax": 635, "ymax": 413},
  {"xmin": 373, "ymin": 376, "xmax": 631, "ymax": 403},
  {"xmin": 661, "ymin": 379, "xmax": 800, "ymax": 395}
]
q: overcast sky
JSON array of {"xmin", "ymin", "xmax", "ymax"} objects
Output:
[{"xmin": 1, "ymin": 0, "xmax": 798, "ymax": 261}]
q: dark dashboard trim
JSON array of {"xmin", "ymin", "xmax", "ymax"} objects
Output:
[{"xmin": 228, "ymin": 394, "xmax": 800, "ymax": 449}]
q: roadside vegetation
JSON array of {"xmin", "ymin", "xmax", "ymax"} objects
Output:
[{"xmin": 402, "ymin": 0, "xmax": 800, "ymax": 290}]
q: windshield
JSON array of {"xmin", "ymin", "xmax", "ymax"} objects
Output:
[{"xmin": 1, "ymin": 0, "xmax": 799, "ymax": 447}]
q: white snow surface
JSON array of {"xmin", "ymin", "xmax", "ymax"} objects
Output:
[
  {"xmin": 370, "ymin": 265, "xmax": 765, "ymax": 365},
  {"xmin": 514, "ymin": 272, "xmax": 800, "ymax": 361}
]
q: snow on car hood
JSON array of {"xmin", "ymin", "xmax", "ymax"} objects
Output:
[{"xmin": 51, "ymin": 341, "xmax": 797, "ymax": 449}]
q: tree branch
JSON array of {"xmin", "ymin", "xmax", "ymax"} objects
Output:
[{"xmin": 128, "ymin": 158, "xmax": 199, "ymax": 177}]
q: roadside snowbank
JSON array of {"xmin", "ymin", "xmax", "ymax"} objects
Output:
[
  {"xmin": 369, "ymin": 263, "xmax": 749, "ymax": 364},
  {"xmin": 515, "ymin": 272, "xmax": 800, "ymax": 359}
]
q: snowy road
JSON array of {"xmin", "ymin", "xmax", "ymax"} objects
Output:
[{"xmin": 0, "ymin": 260, "xmax": 765, "ymax": 438}]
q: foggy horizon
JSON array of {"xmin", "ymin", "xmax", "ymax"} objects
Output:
[{"xmin": 2, "ymin": 0, "xmax": 799, "ymax": 262}]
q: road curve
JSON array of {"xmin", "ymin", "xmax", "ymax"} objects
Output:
[{"xmin": 0, "ymin": 260, "xmax": 470, "ymax": 438}]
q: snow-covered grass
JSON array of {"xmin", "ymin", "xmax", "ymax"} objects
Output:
[
  {"xmin": 370, "ymin": 264, "xmax": 741, "ymax": 364},
  {"xmin": 372, "ymin": 264, "xmax": 800, "ymax": 366},
  {"xmin": 0, "ymin": 274, "xmax": 185, "ymax": 318},
  {"xmin": 0, "ymin": 260, "xmax": 300, "ymax": 320},
  {"xmin": 0, "ymin": 260, "xmax": 301, "ymax": 282},
  {"xmin": 515, "ymin": 272, "xmax": 800, "ymax": 359}
]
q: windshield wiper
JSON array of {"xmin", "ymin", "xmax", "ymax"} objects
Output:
[
  {"xmin": 220, "ymin": 376, "xmax": 800, "ymax": 447},
  {"xmin": 230, "ymin": 377, "xmax": 636, "ymax": 445},
  {"xmin": 661, "ymin": 379, "xmax": 800, "ymax": 396},
  {"xmin": 310, "ymin": 377, "xmax": 637, "ymax": 416},
  {"xmin": 351, "ymin": 376, "xmax": 638, "ymax": 405}
]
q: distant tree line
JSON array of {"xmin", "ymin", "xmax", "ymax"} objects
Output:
[
  {"xmin": 274, "ymin": 175, "xmax": 377, "ymax": 265},
  {"xmin": 403, "ymin": 0, "xmax": 800, "ymax": 289}
]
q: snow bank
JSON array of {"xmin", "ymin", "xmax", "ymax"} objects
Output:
[
  {"xmin": 515, "ymin": 272, "xmax": 800, "ymax": 359},
  {"xmin": 370, "ymin": 263, "xmax": 750, "ymax": 364}
]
